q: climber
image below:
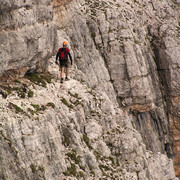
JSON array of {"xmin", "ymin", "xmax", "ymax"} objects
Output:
[{"xmin": 55, "ymin": 41, "xmax": 73, "ymax": 83}]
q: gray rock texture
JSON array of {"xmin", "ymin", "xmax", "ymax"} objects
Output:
[
  {"xmin": 0, "ymin": 0, "xmax": 57, "ymax": 77},
  {"xmin": 53, "ymin": 0, "xmax": 180, "ymax": 176},
  {"xmin": 0, "ymin": 59, "xmax": 178, "ymax": 179},
  {"xmin": 0, "ymin": 0, "xmax": 180, "ymax": 179}
]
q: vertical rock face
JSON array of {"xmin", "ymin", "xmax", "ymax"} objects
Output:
[
  {"xmin": 0, "ymin": 0, "xmax": 57, "ymax": 77},
  {"xmin": 151, "ymin": 23, "xmax": 180, "ymax": 176},
  {"xmin": 0, "ymin": 0, "xmax": 180, "ymax": 179},
  {"xmin": 52, "ymin": 0, "xmax": 180, "ymax": 177}
]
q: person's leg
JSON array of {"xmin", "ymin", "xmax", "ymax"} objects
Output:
[
  {"xmin": 65, "ymin": 67, "xmax": 69, "ymax": 79},
  {"xmin": 60, "ymin": 67, "xmax": 65, "ymax": 79},
  {"xmin": 60, "ymin": 67, "xmax": 65, "ymax": 83},
  {"xmin": 65, "ymin": 61, "xmax": 70, "ymax": 81}
]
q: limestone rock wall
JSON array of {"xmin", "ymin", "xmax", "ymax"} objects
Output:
[
  {"xmin": 0, "ymin": 0, "xmax": 180, "ymax": 179},
  {"xmin": 0, "ymin": 0, "xmax": 57, "ymax": 77},
  {"xmin": 52, "ymin": 0, "xmax": 180, "ymax": 177}
]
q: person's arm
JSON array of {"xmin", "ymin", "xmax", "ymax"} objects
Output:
[
  {"xmin": 68, "ymin": 52, "xmax": 72, "ymax": 65},
  {"xmin": 55, "ymin": 51, "xmax": 59, "ymax": 64}
]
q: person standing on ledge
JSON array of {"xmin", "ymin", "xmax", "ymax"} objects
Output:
[{"xmin": 55, "ymin": 41, "xmax": 73, "ymax": 83}]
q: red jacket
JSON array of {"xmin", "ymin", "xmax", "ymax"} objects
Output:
[{"xmin": 56, "ymin": 47, "xmax": 72, "ymax": 64}]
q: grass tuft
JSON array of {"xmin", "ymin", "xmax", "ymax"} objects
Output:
[
  {"xmin": 61, "ymin": 98, "xmax": 73, "ymax": 109},
  {"xmin": 25, "ymin": 72, "xmax": 51, "ymax": 87},
  {"xmin": 46, "ymin": 102, "xmax": 55, "ymax": 109},
  {"xmin": 28, "ymin": 90, "xmax": 34, "ymax": 98},
  {"xmin": 83, "ymin": 134, "xmax": 92, "ymax": 149},
  {"xmin": 66, "ymin": 150, "xmax": 81, "ymax": 164},
  {"xmin": 62, "ymin": 133, "xmax": 70, "ymax": 147}
]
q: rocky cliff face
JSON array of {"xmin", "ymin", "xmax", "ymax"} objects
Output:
[
  {"xmin": 0, "ymin": 0, "xmax": 180, "ymax": 179},
  {"xmin": 52, "ymin": 0, "xmax": 180, "ymax": 177},
  {"xmin": 0, "ymin": 0, "xmax": 57, "ymax": 77}
]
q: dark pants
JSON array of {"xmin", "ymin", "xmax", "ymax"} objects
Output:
[{"xmin": 59, "ymin": 60, "xmax": 70, "ymax": 68}]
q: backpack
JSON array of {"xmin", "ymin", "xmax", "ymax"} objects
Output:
[{"xmin": 58, "ymin": 48, "xmax": 68, "ymax": 61}]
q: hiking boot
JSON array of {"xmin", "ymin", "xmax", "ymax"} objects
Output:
[
  {"xmin": 60, "ymin": 78, "xmax": 63, "ymax": 83},
  {"xmin": 65, "ymin": 77, "xmax": 70, "ymax": 81}
]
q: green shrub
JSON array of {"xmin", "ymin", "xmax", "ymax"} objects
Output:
[
  {"xmin": 9, "ymin": 102, "xmax": 24, "ymax": 113},
  {"xmin": 30, "ymin": 164, "xmax": 36, "ymax": 174},
  {"xmin": 109, "ymin": 156, "xmax": 115, "ymax": 165},
  {"xmin": 30, "ymin": 164, "xmax": 45, "ymax": 174},
  {"xmin": 31, "ymin": 104, "xmax": 41, "ymax": 112},
  {"xmin": 61, "ymin": 98, "xmax": 73, "ymax": 109},
  {"xmin": 28, "ymin": 90, "xmax": 34, "ymax": 98},
  {"xmin": 0, "ymin": 85, "xmax": 12, "ymax": 95},
  {"xmin": 28, "ymin": 108, "xmax": 35, "ymax": 115},
  {"xmin": 62, "ymin": 133, "xmax": 70, "ymax": 147},
  {"xmin": 63, "ymin": 163, "xmax": 77, "ymax": 176},
  {"xmin": 0, "ymin": 130, "xmax": 12, "ymax": 147},
  {"xmin": 0, "ymin": 90, "xmax": 7, "ymax": 99},
  {"xmin": 43, "ymin": 75, "xmax": 52, "ymax": 84},
  {"xmin": 12, "ymin": 86, "xmax": 27, "ymax": 98},
  {"xmin": 31, "ymin": 104, "xmax": 46, "ymax": 112},
  {"xmin": 9, "ymin": 102, "xmax": 29, "ymax": 117},
  {"xmin": 99, "ymin": 164, "xmax": 111, "ymax": 171},
  {"xmin": 68, "ymin": 91, "xmax": 80, "ymax": 99},
  {"xmin": 38, "ymin": 166, "xmax": 45, "ymax": 172},
  {"xmin": 66, "ymin": 150, "xmax": 81, "ymax": 164},
  {"xmin": 14, "ymin": 79, "xmax": 21, "ymax": 83},
  {"xmin": 67, "ymin": 163, "xmax": 77, "ymax": 176},
  {"xmin": 79, "ymin": 171, "xmax": 85, "ymax": 178},
  {"xmin": 25, "ymin": 72, "xmax": 47, "ymax": 87},
  {"xmin": 46, "ymin": 102, "xmax": 55, "ymax": 109},
  {"xmin": 83, "ymin": 134, "xmax": 92, "ymax": 149}
]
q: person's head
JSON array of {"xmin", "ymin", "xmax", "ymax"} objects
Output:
[{"xmin": 63, "ymin": 41, "xmax": 68, "ymax": 47}]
